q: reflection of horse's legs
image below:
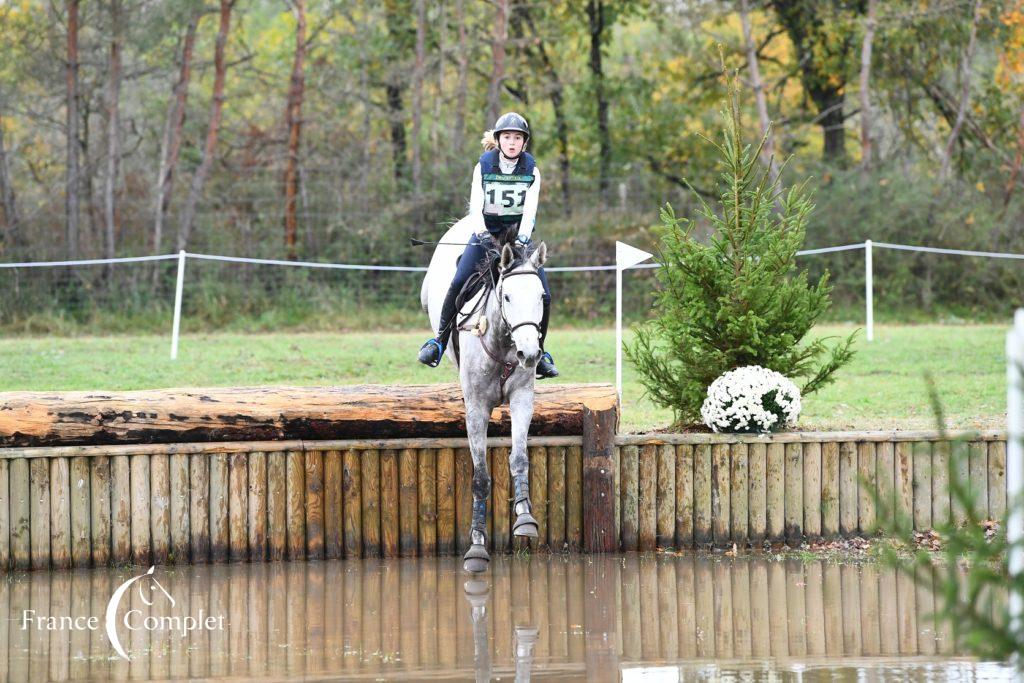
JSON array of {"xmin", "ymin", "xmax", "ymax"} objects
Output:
[
  {"xmin": 462, "ymin": 580, "xmax": 492, "ymax": 682},
  {"xmin": 464, "ymin": 399, "xmax": 492, "ymax": 573},
  {"xmin": 509, "ymin": 388, "xmax": 538, "ymax": 538}
]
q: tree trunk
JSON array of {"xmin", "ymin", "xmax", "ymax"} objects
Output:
[
  {"xmin": 1002, "ymin": 105, "xmax": 1024, "ymax": 213},
  {"xmin": 0, "ymin": 113, "xmax": 21, "ymax": 252},
  {"xmin": 176, "ymin": 0, "xmax": 234, "ymax": 252},
  {"xmin": 65, "ymin": 0, "xmax": 81, "ymax": 260},
  {"xmin": 454, "ymin": 0, "xmax": 468, "ymax": 152},
  {"xmin": 412, "ymin": 0, "xmax": 425, "ymax": 196},
  {"xmin": 104, "ymin": 0, "xmax": 123, "ymax": 267},
  {"xmin": 383, "ymin": 2, "xmax": 408, "ymax": 188},
  {"xmin": 587, "ymin": 0, "xmax": 610, "ymax": 195},
  {"xmin": 283, "ymin": 0, "xmax": 306, "ymax": 260},
  {"xmin": 153, "ymin": 10, "xmax": 201, "ymax": 263},
  {"xmin": 940, "ymin": 0, "xmax": 982, "ymax": 180},
  {"xmin": 487, "ymin": 0, "xmax": 508, "ymax": 125},
  {"xmin": 740, "ymin": 0, "xmax": 780, "ymax": 185},
  {"xmin": 859, "ymin": 0, "xmax": 876, "ymax": 172}
]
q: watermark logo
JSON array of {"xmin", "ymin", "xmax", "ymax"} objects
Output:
[{"xmin": 21, "ymin": 566, "xmax": 225, "ymax": 661}]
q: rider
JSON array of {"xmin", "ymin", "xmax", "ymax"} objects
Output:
[{"xmin": 418, "ymin": 112, "xmax": 558, "ymax": 378}]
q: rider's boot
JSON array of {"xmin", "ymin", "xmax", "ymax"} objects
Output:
[
  {"xmin": 419, "ymin": 283, "xmax": 461, "ymax": 367},
  {"xmin": 463, "ymin": 499, "xmax": 491, "ymax": 573},
  {"xmin": 536, "ymin": 297, "xmax": 559, "ymax": 379},
  {"xmin": 511, "ymin": 473, "xmax": 539, "ymax": 538}
]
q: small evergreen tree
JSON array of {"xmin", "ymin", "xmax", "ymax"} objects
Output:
[{"xmin": 625, "ymin": 70, "xmax": 856, "ymax": 427}]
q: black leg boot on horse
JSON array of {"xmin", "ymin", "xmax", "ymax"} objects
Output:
[
  {"xmin": 511, "ymin": 473, "xmax": 539, "ymax": 538},
  {"xmin": 463, "ymin": 498, "xmax": 491, "ymax": 573}
]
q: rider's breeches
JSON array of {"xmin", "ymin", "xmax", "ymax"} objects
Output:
[{"xmin": 437, "ymin": 234, "xmax": 488, "ymax": 347}]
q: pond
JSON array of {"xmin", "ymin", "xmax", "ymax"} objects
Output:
[{"xmin": 0, "ymin": 553, "xmax": 1015, "ymax": 681}]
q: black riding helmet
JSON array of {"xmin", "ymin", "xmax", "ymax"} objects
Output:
[{"xmin": 493, "ymin": 112, "xmax": 530, "ymax": 156}]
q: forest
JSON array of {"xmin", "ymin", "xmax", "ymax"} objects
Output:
[{"xmin": 0, "ymin": 0, "xmax": 1021, "ymax": 331}]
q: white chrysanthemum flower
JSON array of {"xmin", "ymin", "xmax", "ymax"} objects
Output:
[{"xmin": 700, "ymin": 366, "xmax": 802, "ymax": 434}]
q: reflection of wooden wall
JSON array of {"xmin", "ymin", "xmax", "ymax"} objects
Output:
[
  {"xmin": 0, "ymin": 555, "xmax": 993, "ymax": 679},
  {"xmin": 0, "ymin": 430, "xmax": 1006, "ymax": 570}
]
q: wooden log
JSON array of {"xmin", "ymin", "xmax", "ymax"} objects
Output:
[
  {"xmin": 435, "ymin": 447, "xmax": 455, "ymax": 556},
  {"xmin": 189, "ymin": 452, "xmax": 210, "ymax": 563},
  {"xmin": 492, "ymin": 446, "xmax": 510, "ymax": 552},
  {"xmin": 784, "ymin": 442, "xmax": 803, "ymax": 544},
  {"xmin": 730, "ymin": 443, "xmax": 748, "ymax": 546},
  {"xmin": 839, "ymin": 441, "xmax": 858, "ymax": 536},
  {"xmin": 169, "ymin": 453, "xmax": 190, "ymax": 563},
  {"xmin": 454, "ymin": 447, "xmax": 472, "ymax": 554},
  {"xmin": 150, "ymin": 453, "xmax": 170, "ymax": 565},
  {"xmin": 638, "ymin": 444, "xmax": 657, "ymax": 551},
  {"xmin": 989, "ymin": 441, "xmax": 1007, "ymax": 521},
  {"xmin": 747, "ymin": 443, "xmax": 766, "ymax": 545},
  {"xmin": 267, "ymin": 451, "xmax": 287, "ymax": 560},
  {"xmin": 50, "ymin": 457, "xmax": 71, "ymax": 569},
  {"xmin": 398, "ymin": 447, "xmax": 418, "ymax": 557},
  {"xmin": 29, "ymin": 457, "xmax": 50, "ymax": 569},
  {"xmin": 932, "ymin": 440, "xmax": 951, "ymax": 527},
  {"xmin": 9, "ymin": 458, "xmax": 30, "ymax": 570},
  {"xmin": 360, "ymin": 448, "xmax": 383, "ymax": 557},
  {"xmin": 583, "ymin": 405, "xmax": 617, "ymax": 552},
  {"xmin": 89, "ymin": 456, "xmax": 111, "ymax": 566},
  {"xmin": 656, "ymin": 443, "xmax": 676, "ymax": 548},
  {"xmin": 304, "ymin": 449, "xmax": 324, "ymax": 560},
  {"xmin": 529, "ymin": 445, "xmax": 549, "ymax": 550},
  {"xmin": 950, "ymin": 440, "xmax": 969, "ymax": 527},
  {"xmin": 799, "ymin": 442, "xmax": 821, "ymax": 541},
  {"xmin": 876, "ymin": 441, "xmax": 895, "ymax": 529},
  {"xmin": 209, "ymin": 452, "xmax": 229, "ymax": 562},
  {"xmin": 858, "ymin": 442, "xmax": 877, "ymax": 535},
  {"xmin": 0, "ymin": 382, "xmax": 617, "ymax": 447},
  {"xmin": 968, "ymin": 441, "xmax": 988, "ymax": 520},
  {"xmin": 566, "ymin": 444, "xmax": 583, "ymax": 550},
  {"xmin": 895, "ymin": 442, "xmax": 914, "ymax": 532},
  {"xmin": 248, "ymin": 451, "xmax": 268, "ymax": 562},
  {"xmin": 342, "ymin": 448, "xmax": 362, "ymax": 558},
  {"xmin": 765, "ymin": 443, "xmax": 784, "ymax": 544},
  {"xmin": 0, "ymin": 460, "xmax": 7, "ymax": 569},
  {"xmin": 286, "ymin": 450, "xmax": 306, "ymax": 560},
  {"xmin": 821, "ymin": 442, "xmax": 840, "ymax": 538},
  {"xmin": 711, "ymin": 443, "xmax": 731, "ymax": 548},
  {"xmin": 69, "ymin": 456, "xmax": 90, "ymax": 567},
  {"xmin": 620, "ymin": 445, "xmax": 639, "ymax": 551},
  {"xmin": 130, "ymin": 454, "xmax": 151, "ymax": 565},
  {"xmin": 614, "ymin": 445, "xmax": 621, "ymax": 549},
  {"xmin": 418, "ymin": 448, "xmax": 438, "ymax": 555},
  {"xmin": 111, "ymin": 455, "xmax": 132, "ymax": 565},
  {"xmin": 380, "ymin": 449, "xmax": 400, "ymax": 558},
  {"xmin": 229, "ymin": 452, "xmax": 249, "ymax": 563},
  {"xmin": 694, "ymin": 444, "xmax": 713, "ymax": 547},
  {"xmin": 912, "ymin": 441, "xmax": 933, "ymax": 531},
  {"xmin": 676, "ymin": 444, "xmax": 695, "ymax": 548},
  {"xmin": 323, "ymin": 450, "xmax": 342, "ymax": 559},
  {"xmin": 548, "ymin": 446, "xmax": 567, "ymax": 550}
]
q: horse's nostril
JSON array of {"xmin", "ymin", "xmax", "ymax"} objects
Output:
[{"xmin": 516, "ymin": 350, "xmax": 525, "ymax": 360}]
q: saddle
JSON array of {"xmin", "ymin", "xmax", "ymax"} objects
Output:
[{"xmin": 449, "ymin": 230, "xmax": 518, "ymax": 366}]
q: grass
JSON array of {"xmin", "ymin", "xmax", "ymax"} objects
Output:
[{"xmin": 0, "ymin": 323, "xmax": 1005, "ymax": 433}]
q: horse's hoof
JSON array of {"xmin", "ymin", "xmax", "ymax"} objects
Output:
[
  {"xmin": 512, "ymin": 513, "xmax": 539, "ymax": 538},
  {"xmin": 463, "ymin": 544, "xmax": 490, "ymax": 573}
]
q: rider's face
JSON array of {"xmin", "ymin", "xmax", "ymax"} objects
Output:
[{"xmin": 498, "ymin": 131, "xmax": 525, "ymax": 158}]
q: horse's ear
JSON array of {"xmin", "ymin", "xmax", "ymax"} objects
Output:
[
  {"xmin": 500, "ymin": 243, "xmax": 515, "ymax": 271},
  {"xmin": 528, "ymin": 241, "xmax": 547, "ymax": 268}
]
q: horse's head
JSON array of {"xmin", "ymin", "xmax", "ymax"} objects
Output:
[{"xmin": 497, "ymin": 241, "xmax": 547, "ymax": 370}]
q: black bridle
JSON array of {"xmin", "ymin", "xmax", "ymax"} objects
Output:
[{"xmin": 475, "ymin": 264, "xmax": 544, "ymax": 401}]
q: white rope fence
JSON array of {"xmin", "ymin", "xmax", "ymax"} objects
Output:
[{"xmin": 0, "ymin": 240, "xmax": 1021, "ymax": 358}]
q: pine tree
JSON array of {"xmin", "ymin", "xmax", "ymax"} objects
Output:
[{"xmin": 625, "ymin": 70, "xmax": 857, "ymax": 427}]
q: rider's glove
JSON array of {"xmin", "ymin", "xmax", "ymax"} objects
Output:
[{"xmin": 516, "ymin": 233, "xmax": 530, "ymax": 246}]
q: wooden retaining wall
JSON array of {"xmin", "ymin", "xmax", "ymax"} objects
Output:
[{"xmin": 0, "ymin": 429, "xmax": 1006, "ymax": 570}]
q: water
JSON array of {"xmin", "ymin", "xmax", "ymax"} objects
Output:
[{"xmin": 0, "ymin": 553, "xmax": 1015, "ymax": 681}]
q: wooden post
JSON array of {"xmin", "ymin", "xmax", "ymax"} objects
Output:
[
  {"xmin": 730, "ymin": 443, "xmax": 749, "ymax": 546},
  {"xmin": 675, "ymin": 444, "xmax": 695, "ymax": 548},
  {"xmin": 30, "ymin": 457, "xmax": 51, "ymax": 569},
  {"xmin": 398, "ymin": 447, "xmax": 418, "ymax": 557},
  {"xmin": 968, "ymin": 441, "xmax": 988, "ymax": 519},
  {"xmin": 619, "ymin": 445, "xmax": 639, "ymax": 551},
  {"xmin": 418, "ymin": 448, "xmax": 437, "ymax": 555},
  {"xmin": 858, "ymin": 442, "xmax": 877, "ymax": 534},
  {"xmin": 342, "ymin": 448, "xmax": 362, "ymax": 558},
  {"xmin": 765, "ymin": 443, "xmax": 784, "ymax": 544},
  {"xmin": 51, "ymin": 457, "xmax": 71, "ymax": 569},
  {"xmin": 69, "ymin": 456, "xmax": 91, "ymax": 567},
  {"xmin": 803, "ymin": 442, "xmax": 822, "ymax": 540},
  {"xmin": 286, "ymin": 450, "xmax": 305, "ymax": 560},
  {"xmin": 491, "ymin": 446, "xmax": 510, "ymax": 552},
  {"xmin": 566, "ymin": 445, "xmax": 583, "ymax": 550},
  {"xmin": 989, "ymin": 440, "xmax": 1007, "ymax": 521},
  {"xmin": 582, "ymin": 405, "xmax": 616, "ymax": 552},
  {"xmin": 656, "ymin": 444, "xmax": 676, "ymax": 548},
  {"xmin": 912, "ymin": 441, "xmax": 933, "ymax": 531},
  {"xmin": 548, "ymin": 446, "xmax": 567, "ymax": 551},
  {"xmin": 267, "ymin": 451, "xmax": 287, "ymax": 560},
  {"xmin": 435, "ymin": 447, "xmax": 455, "ymax": 556},
  {"xmin": 304, "ymin": 449, "xmax": 324, "ymax": 560},
  {"xmin": 169, "ymin": 453, "xmax": 190, "ymax": 563},
  {"xmin": 248, "ymin": 451, "xmax": 268, "ymax": 562},
  {"xmin": 821, "ymin": 442, "xmax": 840, "ymax": 538},
  {"xmin": 894, "ymin": 442, "xmax": 913, "ymax": 532},
  {"xmin": 361, "ymin": 448, "xmax": 381, "ymax": 557},
  {"xmin": 838, "ymin": 442, "xmax": 858, "ymax": 536},
  {"xmin": 209, "ymin": 452, "xmax": 229, "ymax": 562},
  {"xmin": 454, "ymin": 447, "xmax": 472, "ymax": 554},
  {"xmin": 9, "ymin": 458, "xmax": 29, "ymax": 569},
  {"xmin": 784, "ymin": 443, "xmax": 803, "ymax": 544},
  {"xmin": 112, "ymin": 455, "xmax": 131, "ymax": 565},
  {"xmin": 694, "ymin": 444, "xmax": 713, "ymax": 546},
  {"xmin": 0, "ymin": 460, "xmax": 7, "ymax": 570},
  {"xmin": 711, "ymin": 443, "xmax": 731, "ymax": 547},
  {"xmin": 229, "ymin": 451, "xmax": 249, "ymax": 562},
  {"xmin": 932, "ymin": 440, "xmax": 951, "ymax": 526},
  {"xmin": 638, "ymin": 444, "xmax": 657, "ymax": 551},
  {"xmin": 149, "ymin": 454, "xmax": 171, "ymax": 565},
  {"xmin": 380, "ymin": 449, "xmax": 399, "ymax": 558},
  {"xmin": 324, "ymin": 449, "xmax": 343, "ymax": 559},
  {"xmin": 189, "ymin": 452, "xmax": 210, "ymax": 563}
]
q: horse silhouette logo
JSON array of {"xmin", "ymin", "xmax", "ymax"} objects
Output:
[{"xmin": 104, "ymin": 566, "xmax": 175, "ymax": 661}]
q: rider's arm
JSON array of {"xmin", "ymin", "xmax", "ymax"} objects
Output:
[
  {"xmin": 468, "ymin": 163, "xmax": 484, "ymax": 217},
  {"xmin": 518, "ymin": 166, "xmax": 541, "ymax": 241}
]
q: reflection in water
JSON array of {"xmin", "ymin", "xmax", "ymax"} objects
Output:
[{"xmin": 0, "ymin": 553, "xmax": 1014, "ymax": 681}]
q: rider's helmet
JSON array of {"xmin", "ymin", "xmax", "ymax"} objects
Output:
[{"xmin": 493, "ymin": 112, "xmax": 530, "ymax": 155}]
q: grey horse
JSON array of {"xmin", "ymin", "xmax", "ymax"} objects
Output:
[{"xmin": 420, "ymin": 217, "xmax": 547, "ymax": 572}]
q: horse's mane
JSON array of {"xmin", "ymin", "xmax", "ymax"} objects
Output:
[{"xmin": 473, "ymin": 233, "xmax": 538, "ymax": 283}]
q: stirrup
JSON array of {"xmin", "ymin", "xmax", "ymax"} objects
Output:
[
  {"xmin": 418, "ymin": 338, "xmax": 444, "ymax": 367},
  {"xmin": 512, "ymin": 497, "xmax": 539, "ymax": 538}
]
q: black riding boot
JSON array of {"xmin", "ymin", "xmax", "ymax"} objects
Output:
[
  {"xmin": 418, "ymin": 283, "xmax": 462, "ymax": 366},
  {"xmin": 511, "ymin": 473, "xmax": 539, "ymax": 538},
  {"xmin": 463, "ymin": 498, "xmax": 490, "ymax": 573},
  {"xmin": 536, "ymin": 297, "xmax": 559, "ymax": 379}
]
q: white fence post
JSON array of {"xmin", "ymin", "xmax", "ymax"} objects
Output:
[
  {"xmin": 615, "ymin": 242, "xmax": 653, "ymax": 404},
  {"xmin": 170, "ymin": 250, "xmax": 186, "ymax": 360},
  {"xmin": 865, "ymin": 239, "xmax": 874, "ymax": 342},
  {"xmin": 1006, "ymin": 309, "xmax": 1024, "ymax": 632}
]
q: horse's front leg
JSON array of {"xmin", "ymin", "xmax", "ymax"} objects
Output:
[
  {"xmin": 463, "ymin": 396, "xmax": 493, "ymax": 573},
  {"xmin": 508, "ymin": 386, "xmax": 539, "ymax": 538}
]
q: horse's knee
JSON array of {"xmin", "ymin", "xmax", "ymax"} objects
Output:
[
  {"xmin": 472, "ymin": 468, "xmax": 491, "ymax": 499},
  {"xmin": 508, "ymin": 450, "xmax": 528, "ymax": 477}
]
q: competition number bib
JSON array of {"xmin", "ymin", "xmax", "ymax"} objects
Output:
[{"xmin": 482, "ymin": 173, "xmax": 533, "ymax": 218}]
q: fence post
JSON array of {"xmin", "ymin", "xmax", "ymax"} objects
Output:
[
  {"xmin": 170, "ymin": 250, "xmax": 186, "ymax": 360},
  {"xmin": 865, "ymin": 240, "xmax": 874, "ymax": 342},
  {"xmin": 1006, "ymin": 309, "xmax": 1024, "ymax": 631},
  {"xmin": 583, "ymin": 405, "xmax": 618, "ymax": 552}
]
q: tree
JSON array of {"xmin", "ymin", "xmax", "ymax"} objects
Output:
[
  {"xmin": 65, "ymin": 0, "xmax": 80, "ymax": 259},
  {"xmin": 858, "ymin": 0, "xmax": 877, "ymax": 172},
  {"xmin": 625, "ymin": 70, "xmax": 855, "ymax": 426},
  {"xmin": 283, "ymin": 0, "xmax": 307, "ymax": 260},
  {"xmin": 103, "ymin": 0, "xmax": 123, "ymax": 266}
]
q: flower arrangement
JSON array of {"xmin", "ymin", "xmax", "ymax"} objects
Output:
[{"xmin": 700, "ymin": 366, "xmax": 802, "ymax": 434}]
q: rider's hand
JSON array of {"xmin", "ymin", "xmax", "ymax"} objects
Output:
[{"xmin": 516, "ymin": 233, "xmax": 530, "ymax": 246}]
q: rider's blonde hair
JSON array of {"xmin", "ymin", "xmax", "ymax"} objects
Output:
[{"xmin": 480, "ymin": 130, "xmax": 498, "ymax": 151}]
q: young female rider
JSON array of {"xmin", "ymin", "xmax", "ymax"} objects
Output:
[{"xmin": 418, "ymin": 112, "xmax": 558, "ymax": 378}]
